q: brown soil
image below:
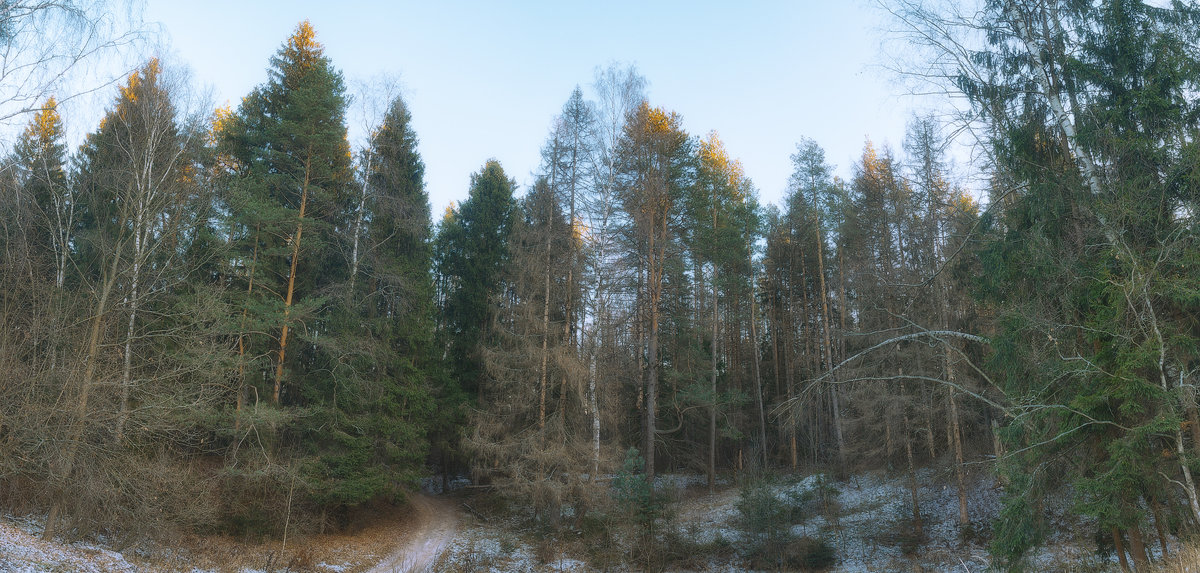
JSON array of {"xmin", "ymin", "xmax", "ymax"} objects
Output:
[{"xmin": 138, "ymin": 494, "xmax": 458, "ymax": 572}]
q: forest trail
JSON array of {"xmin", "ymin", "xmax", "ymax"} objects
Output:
[{"xmin": 366, "ymin": 494, "xmax": 459, "ymax": 573}]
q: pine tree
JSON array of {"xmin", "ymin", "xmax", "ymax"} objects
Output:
[
  {"xmin": 764, "ymin": 138, "xmax": 852, "ymax": 470},
  {"xmin": 788, "ymin": 138, "xmax": 849, "ymax": 471},
  {"xmin": 688, "ymin": 132, "xmax": 756, "ymax": 488},
  {"xmin": 614, "ymin": 102, "xmax": 694, "ymax": 481},
  {"xmin": 221, "ymin": 20, "xmax": 353, "ymax": 409},
  {"xmin": 13, "ymin": 98, "xmax": 71, "ymax": 286}
]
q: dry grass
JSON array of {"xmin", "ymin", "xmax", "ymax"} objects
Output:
[
  {"xmin": 1152, "ymin": 540, "xmax": 1200, "ymax": 573},
  {"xmin": 135, "ymin": 500, "xmax": 428, "ymax": 572}
]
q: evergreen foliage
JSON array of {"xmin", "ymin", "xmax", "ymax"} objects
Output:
[
  {"xmin": 215, "ymin": 21, "xmax": 432, "ymax": 520},
  {"xmin": 434, "ymin": 159, "xmax": 516, "ymax": 477},
  {"xmin": 7, "ymin": 8, "xmax": 1200, "ymax": 568}
]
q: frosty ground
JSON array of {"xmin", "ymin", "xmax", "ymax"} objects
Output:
[{"xmin": 0, "ymin": 469, "xmax": 1175, "ymax": 572}]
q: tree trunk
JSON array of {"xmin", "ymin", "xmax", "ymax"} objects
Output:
[
  {"xmin": 786, "ymin": 312, "xmax": 797, "ymax": 470},
  {"xmin": 950, "ymin": 387, "xmax": 968, "ymax": 526},
  {"xmin": 1113, "ymin": 528, "xmax": 1131, "ymax": 573},
  {"xmin": 273, "ymin": 156, "xmax": 312, "ymax": 405},
  {"xmin": 644, "ymin": 216, "xmax": 663, "ymax": 482},
  {"xmin": 838, "ymin": 245, "xmax": 847, "ymax": 362},
  {"xmin": 115, "ymin": 244, "xmax": 142, "ymax": 443},
  {"xmin": 787, "ymin": 256, "xmax": 800, "ymax": 470},
  {"xmin": 565, "ymin": 140, "xmax": 579, "ymax": 352},
  {"xmin": 235, "ymin": 228, "xmax": 259, "ymax": 432},
  {"xmin": 539, "ymin": 204, "xmax": 552, "ymax": 432},
  {"xmin": 771, "ymin": 287, "xmax": 782, "ymax": 399},
  {"xmin": 636, "ymin": 257, "xmax": 645, "ymax": 417},
  {"xmin": 1149, "ymin": 496, "xmax": 1169, "ymax": 558},
  {"xmin": 708, "ymin": 265, "xmax": 718, "ymax": 491},
  {"xmin": 588, "ymin": 264, "xmax": 606, "ymax": 478},
  {"xmin": 1188, "ymin": 396, "xmax": 1200, "ymax": 456},
  {"xmin": 749, "ymin": 243, "xmax": 767, "ymax": 470},
  {"xmin": 116, "ymin": 194, "xmax": 156, "ymax": 444},
  {"xmin": 991, "ymin": 418, "xmax": 1004, "ymax": 459},
  {"xmin": 886, "ymin": 419, "xmax": 894, "ymax": 459},
  {"xmin": 646, "ymin": 305, "xmax": 659, "ymax": 482},
  {"xmin": 53, "ymin": 195, "xmax": 74, "ymax": 290},
  {"xmin": 904, "ymin": 410, "xmax": 922, "ymax": 538},
  {"xmin": 588, "ymin": 353, "xmax": 600, "ymax": 477},
  {"xmin": 348, "ymin": 154, "xmax": 370, "ymax": 296},
  {"xmin": 928, "ymin": 386, "xmax": 939, "ymax": 460},
  {"xmin": 1127, "ymin": 526, "xmax": 1149, "ymax": 572},
  {"xmin": 814, "ymin": 211, "xmax": 845, "ymax": 471}
]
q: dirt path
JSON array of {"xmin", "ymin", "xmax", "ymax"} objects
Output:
[{"xmin": 366, "ymin": 494, "xmax": 459, "ymax": 573}]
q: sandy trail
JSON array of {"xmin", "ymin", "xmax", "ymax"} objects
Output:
[{"xmin": 367, "ymin": 494, "xmax": 459, "ymax": 573}]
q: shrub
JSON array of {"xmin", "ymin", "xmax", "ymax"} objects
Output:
[
  {"xmin": 611, "ymin": 448, "xmax": 665, "ymax": 537},
  {"xmin": 785, "ymin": 536, "xmax": 837, "ymax": 570},
  {"xmin": 738, "ymin": 476, "xmax": 836, "ymax": 570},
  {"xmin": 737, "ymin": 478, "xmax": 791, "ymax": 555}
]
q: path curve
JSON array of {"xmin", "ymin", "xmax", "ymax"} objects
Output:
[{"xmin": 367, "ymin": 494, "xmax": 459, "ymax": 573}]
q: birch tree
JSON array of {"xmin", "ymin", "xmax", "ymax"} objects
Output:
[
  {"xmin": 584, "ymin": 64, "xmax": 645, "ymax": 477},
  {"xmin": 43, "ymin": 57, "xmax": 198, "ymax": 539}
]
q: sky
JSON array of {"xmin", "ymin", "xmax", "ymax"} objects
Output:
[{"xmin": 137, "ymin": 1, "xmax": 933, "ymax": 215}]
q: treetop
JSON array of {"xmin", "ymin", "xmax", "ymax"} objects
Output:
[{"xmin": 278, "ymin": 20, "xmax": 324, "ymax": 76}]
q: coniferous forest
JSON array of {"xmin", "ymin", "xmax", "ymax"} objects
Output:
[{"xmin": 5, "ymin": 1, "xmax": 1200, "ymax": 571}]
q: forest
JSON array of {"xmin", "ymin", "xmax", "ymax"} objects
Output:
[{"xmin": 3, "ymin": 1, "xmax": 1200, "ymax": 571}]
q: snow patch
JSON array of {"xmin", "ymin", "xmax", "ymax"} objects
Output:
[
  {"xmin": 420, "ymin": 474, "xmax": 473, "ymax": 495},
  {"xmin": 0, "ymin": 518, "xmax": 139, "ymax": 573}
]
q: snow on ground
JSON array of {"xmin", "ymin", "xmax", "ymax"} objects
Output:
[
  {"xmin": 0, "ymin": 470, "xmax": 1150, "ymax": 573},
  {"xmin": 433, "ymin": 470, "xmax": 1006, "ymax": 572},
  {"xmin": 653, "ymin": 473, "xmax": 731, "ymax": 491},
  {"xmin": 652, "ymin": 469, "xmax": 1129, "ymax": 571},
  {"xmin": 420, "ymin": 474, "xmax": 474, "ymax": 495},
  {"xmin": 438, "ymin": 473, "xmax": 911, "ymax": 571},
  {"xmin": 0, "ymin": 516, "xmax": 141, "ymax": 572},
  {"xmin": 434, "ymin": 515, "xmax": 539, "ymax": 573}
]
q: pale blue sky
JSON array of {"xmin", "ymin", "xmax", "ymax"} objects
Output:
[{"xmin": 143, "ymin": 1, "xmax": 930, "ymax": 213}]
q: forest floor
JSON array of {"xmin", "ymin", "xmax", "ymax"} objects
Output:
[
  {"xmin": 0, "ymin": 493, "xmax": 452, "ymax": 572},
  {"xmin": 422, "ymin": 469, "xmax": 1181, "ymax": 572},
  {"xmin": 1, "ymin": 471, "xmax": 1195, "ymax": 572}
]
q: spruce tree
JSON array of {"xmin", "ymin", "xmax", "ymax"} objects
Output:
[
  {"xmin": 890, "ymin": 0, "xmax": 1200, "ymax": 564},
  {"xmin": 433, "ymin": 159, "xmax": 516, "ymax": 479},
  {"xmin": 688, "ymin": 132, "xmax": 756, "ymax": 488},
  {"xmin": 309, "ymin": 94, "xmax": 436, "ymax": 507},
  {"xmin": 436, "ymin": 160, "xmax": 517, "ymax": 399},
  {"xmin": 220, "ymin": 21, "xmax": 417, "ymax": 523}
]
